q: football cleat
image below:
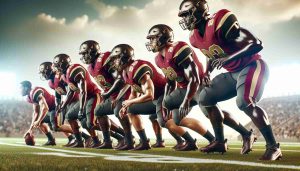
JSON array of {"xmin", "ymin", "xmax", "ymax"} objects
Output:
[
  {"xmin": 177, "ymin": 139, "xmax": 198, "ymax": 151},
  {"xmin": 151, "ymin": 140, "xmax": 166, "ymax": 148},
  {"xmin": 259, "ymin": 143, "xmax": 282, "ymax": 161},
  {"xmin": 172, "ymin": 141, "xmax": 186, "ymax": 150},
  {"xmin": 241, "ymin": 129, "xmax": 257, "ymax": 154},
  {"xmin": 114, "ymin": 139, "xmax": 126, "ymax": 150},
  {"xmin": 69, "ymin": 140, "xmax": 84, "ymax": 148},
  {"xmin": 95, "ymin": 141, "xmax": 113, "ymax": 149},
  {"xmin": 84, "ymin": 137, "xmax": 94, "ymax": 148},
  {"xmin": 43, "ymin": 139, "xmax": 56, "ymax": 146},
  {"xmin": 200, "ymin": 139, "xmax": 227, "ymax": 154},
  {"xmin": 132, "ymin": 139, "xmax": 151, "ymax": 151}
]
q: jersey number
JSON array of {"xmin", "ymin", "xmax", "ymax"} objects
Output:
[{"xmin": 201, "ymin": 44, "xmax": 226, "ymax": 59}]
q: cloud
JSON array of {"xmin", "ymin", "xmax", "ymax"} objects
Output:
[{"xmin": 37, "ymin": 13, "xmax": 66, "ymax": 25}]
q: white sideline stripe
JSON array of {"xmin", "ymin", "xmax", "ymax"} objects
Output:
[{"xmin": 1, "ymin": 141, "xmax": 300, "ymax": 170}]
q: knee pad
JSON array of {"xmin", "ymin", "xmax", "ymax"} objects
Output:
[{"xmin": 199, "ymin": 88, "xmax": 217, "ymax": 107}]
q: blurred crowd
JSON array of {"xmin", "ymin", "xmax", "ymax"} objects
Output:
[
  {"xmin": 245, "ymin": 95, "xmax": 300, "ymax": 141},
  {"xmin": 1, "ymin": 95, "xmax": 300, "ymax": 141}
]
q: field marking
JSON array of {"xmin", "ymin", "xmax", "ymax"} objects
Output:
[{"xmin": 1, "ymin": 141, "xmax": 300, "ymax": 170}]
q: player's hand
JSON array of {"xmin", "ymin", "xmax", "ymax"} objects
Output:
[
  {"xmin": 201, "ymin": 73, "xmax": 211, "ymax": 87},
  {"xmin": 179, "ymin": 99, "xmax": 190, "ymax": 119},
  {"xmin": 211, "ymin": 58, "xmax": 226, "ymax": 70},
  {"xmin": 33, "ymin": 120, "xmax": 41, "ymax": 128},
  {"xmin": 122, "ymin": 100, "xmax": 133, "ymax": 109},
  {"xmin": 23, "ymin": 130, "xmax": 31, "ymax": 138},
  {"xmin": 78, "ymin": 111, "xmax": 84, "ymax": 121},
  {"xmin": 162, "ymin": 106, "xmax": 171, "ymax": 122},
  {"xmin": 119, "ymin": 107, "xmax": 128, "ymax": 119},
  {"xmin": 101, "ymin": 93, "xmax": 110, "ymax": 100}
]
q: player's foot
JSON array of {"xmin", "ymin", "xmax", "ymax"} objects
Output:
[
  {"xmin": 177, "ymin": 139, "xmax": 197, "ymax": 151},
  {"xmin": 43, "ymin": 139, "xmax": 56, "ymax": 146},
  {"xmin": 69, "ymin": 140, "xmax": 84, "ymax": 148},
  {"xmin": 172, "ymin": 141, "xmax": 185, "ymax": 150},
  {"xmin": 63, "ymin": 137, "xmax": 76, "ymax": 147},
  {"xmin": 90, "ymin": 140, "xmax": 103, "ymax": 148},
  {"xmin": 84, "ymin": 137, "xmax": 93, "ymax": 148},
  {"xmin": 95, "ymin": 141, "xmax": 113, "ymax": 149},
  {"xmin": 241, "ymin": 129, "xmax": 257, "ymax": 154},
  {"xmin": 151, "ymin": 140, "xmax": 165, "ymax": 148},
  {"xmin": 114, "ymin": 139, "xmax": 126, "ymax": 150},
  {"xmin": 259, "ymin": 143, "xmax": 282, "ymax": 161},
  {"xmin": 132, "ymin": 139, "xmax": 151, "ymax": 151},
  {"xmin": 200, "ymin": 139, "xmax": 227, "ymax": 154},
  {"xmin": 117, "ymin": 141, "xmax": 135, "ymax": 151}
]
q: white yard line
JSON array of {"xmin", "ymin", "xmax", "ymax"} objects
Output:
[{"xmin": 0, "ymin": 141, "xmax": 300, "ymax": 170}]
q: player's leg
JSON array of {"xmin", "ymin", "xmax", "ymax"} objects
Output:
[
  {"xmin": 236, "ymin": 59, "xmax": 281, "ymax": 160},
  {"xmin": 114, "ymin": 98, "xmax": 134, "ymax": 150},
  {"xmin": 127, "ymin": 101, "xmax": 157, "ymax": 150},
  {"xmin": 149, "ymin": 114, "xmax": 165, "ymax": 148},
  {"xmin": 40, "ymin": 114, "xmax": 56, "ymax": 146},
  {"xmin": 164, "ymin": 88, "xmax": 215, "ymax": 143},
  {"xmin": 199, "ymin": 72, "xmax": 238, "ymax": 153},
  {"xmin": 85, "ymin": 95, "xmax": 102, "ymax": 148}
]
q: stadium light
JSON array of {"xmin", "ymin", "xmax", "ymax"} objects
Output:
[{"xmin": 0, "ymin": 72, "xmax": 17, "ymax": 99}]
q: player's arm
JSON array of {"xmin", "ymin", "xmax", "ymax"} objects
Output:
[
  {"xmin": 76, "ymin": 73, "xmax": 87, "ymax": 118},
  {"xmin": 119, "ymin": 85, "xmax": 138, "ymax": 118},
  {"xmin": 60, "ymin": 88, "xmax": 75, "ymax": 111},
  {"xmin": 176, "ymin": 51, "xmax": 200, "ymax": 118},
  {"xmin": 33, "ymin": 95, "xmax": 49, "ymax": 127},
  {"xmin": 24, "ymin": 104, "xmax": 39, "ymax": 137},
  {"xmin": 122, "ymin": 74, "xmax": 154, "ymax": 108},
  {"xmin": 216, "ymin": 13, "xmax": 263, "ymax": 65},
  {"xmin": 102, "ymin": 71, "xmax": 125, "ymax": 99},
  {"xmin": 55, "ymin": 91, "xmax": 62, "ymax": 111}
]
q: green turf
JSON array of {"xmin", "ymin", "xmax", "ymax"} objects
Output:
[{"xmin": 0, "ymin": 138, "xmax": 299, "ymax": 171}]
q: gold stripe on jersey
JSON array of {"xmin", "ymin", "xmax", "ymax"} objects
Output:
[
  {"xmin": 225, "ymin": 21, "xmax": 239, "ymax": 39},
  {"xmin": 173, "ymin": 45, "xmax": 190, "ymax": 58},
  {"xmin": 33, "ymin": 89, "xmax": 44, "ymax": 103},
  {"xmin": 216, "ymin": 11, "xmax": 233, "ymax": 31},
  {"xmin": 69, "ymin": 66, "xmax": 86, "ymax": 82},
  {"xmin": 133, "ymin": 64, "xmax": 153, "ymax": 83}
]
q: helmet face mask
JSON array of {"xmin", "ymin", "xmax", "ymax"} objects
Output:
[
  {"xmin": 146, "ymin": 25, "xmax": 173, "ymax": 53},
  {"xmin": 53, "ymin": 54, "xmax": 71, "ymax": 74},
  {"xmin": 79, "ymin": 41, "xmax": 100, "ymax": 64},
  {"xmin": 39, "ymin": 63, "xmax": 54, "ymax": 81},
  {"xmin": 178, "ymin": 0, "xmax": 209, "ymax": 31},
  {"xmin": 109, "ymin": 44, "xmax": 134, "ymax": 72}
]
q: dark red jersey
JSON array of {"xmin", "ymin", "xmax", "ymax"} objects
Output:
[
  {"xmin": 26, "ymin": 87, "xmax": 55, "ymax": 110},
  {"xmin": 63, "ymin": 63, "xmax": 100, "ymax": 98},
  {"xmin": 155, "ymin": 41, "xmax": 204, "ymax": 88},
  {"xmin": 189, "ymin": 9, "xmax": 261, "ymax": 72},
  {"xmin": 87, "ymin": 52, "xmax": 118, "ymax": 99},
  {"xmin": 48, "ymin": 73, "xmax": 79, "ymax": 102},
  {"xmin": 122, "ymin": 60, "xmax": 166, "ymax": 99}
]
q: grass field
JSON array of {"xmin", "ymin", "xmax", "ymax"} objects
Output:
[{"xmin": 0, "ymin": 138, "xmax": 299, "ymax": 171}]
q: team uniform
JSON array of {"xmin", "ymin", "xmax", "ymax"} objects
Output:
[
  {"xmin": 63, "ymin": 63, "xmax": 101, "ymax": 129},
  {"xmin": 155, "ymin": 41, "xmax": 206, "ymax": 124},
  {"xmin": 88, "ymin": 52, "xmax": 129, "ymax": 118},
  {"xmin": 122, "ymin": 60, "xmax": 166, "ymax": 125},
  {"xmin": 48, "ymin": 73, "xmax": 80, "ymax": 129},
  {"xmin": 189, "ymin": 9, "xmax": 269, "ymax": 110},
  {"xmin": 26, "ymin": 87, "xmax": 56, "ymax": 130}
]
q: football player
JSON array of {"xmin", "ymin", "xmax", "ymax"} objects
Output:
[
  {"xmin": 38, "ymin": 62, "xmax": 76, "ymax": 146},
  {"xmin": 53, "ymin": 54, "xmax": 102, "ymax": 148},
  {"xmin": 39, "ymin": 62, "xmax": 93, "ymax": 147},
  {"xmin": 78, "ymin": 40, "xmax": 133, "ymax": 149},
  {"xmin": 109, "ymin": 44, "xmax": 198, "ymax": 151},
  {"xmin": 146, "ymin": 24, "xmax": 257, "ymax": 155},
  {"xmin": 20, "ymin": 80, "xmax": 56, "ymax": 146},
  {"xmin": 146, "ymin": 25, "xmax": 218, "ymax": 149},
  {"xmin": 178, "ymin": 0, "xmax": 281, "ymax": 160}
]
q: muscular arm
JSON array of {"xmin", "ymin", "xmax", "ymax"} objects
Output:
[
  {"xmin": 180, "ymin": 55, "xmax": 200, "ymax": 102},
  {"xmin": 60, "ymin": 88, "xmax": 75, "ymax": 110},
  {"xmin": 55, "ymin": 91, "xmax": 62, "ymax": 109},
  {"xmin": 127, "ymin": 74, "xmax": 154, "ymax": 104},
  {"xmin": 102, "ymin": 71, "xmax": 125, "ymax": 99},
  {"xmin": 29, "ymin": 104, "xmax": 39, "ymax": 130},
  {"xmin": 223, "ymin": 28, "xmax": 263, "ymax": 64},
  {"xmin": 76, "ymin": 74, "xmax": 87, "ymax": 114},
  {"xmin": 36, "ymin": 95, "xmax": 49, "ymax": 124}
]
